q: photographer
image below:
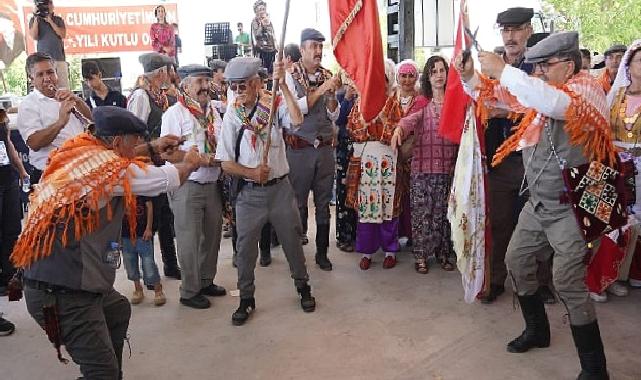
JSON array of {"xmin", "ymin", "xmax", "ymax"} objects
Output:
[
  {"xmin": 251, "ymin": 1, "xmax": 276, "ymax": 74},
  {"xmin": 28, "ymin": 0, "xmax": 68, "ymax": 88}
]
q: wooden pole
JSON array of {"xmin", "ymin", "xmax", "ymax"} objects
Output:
[{"xmin": 262, "ymin": 0, "xmax": 291, "ymax": 165}]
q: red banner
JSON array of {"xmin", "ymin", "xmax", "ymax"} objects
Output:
[{"xmin": 22, "ymin": 4, "xmax": 178, "ymax": 55}]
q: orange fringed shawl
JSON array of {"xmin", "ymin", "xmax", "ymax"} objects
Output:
[
  {"xmin": 474, "ymin": 72, "xmax": 617, "ymax": 168},
  {"xmin": 11, "ymin": 133, "xmax": 147, "ymax": 268}
]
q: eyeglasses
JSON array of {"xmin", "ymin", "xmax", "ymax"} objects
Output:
[
  {"xmin": 535, "ymin": 59, "xmax": 572, "ymax": 73},
  {"xmin": 229, "ymin": 81, "xmax": 248, "ymax": 92},
  {"xmin": 500, "ymin": 24, "xmax": 528, "ymax": 34}
]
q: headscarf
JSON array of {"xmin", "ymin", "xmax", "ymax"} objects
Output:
[
  {"xmin": 607, "ymin": 39, "xmax": 641, "ymax": 107},
  {"xmin": 384, "ymin": 58, "xmax": 397, "ymax": 96},
  {"xmin": 396, "ymin": 59, "xmax": 419, "ymax": 78}
]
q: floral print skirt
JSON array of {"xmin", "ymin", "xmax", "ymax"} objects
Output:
[{"xmin": 410, "ymin": 173, "xmax": 454, "ymax": 262}]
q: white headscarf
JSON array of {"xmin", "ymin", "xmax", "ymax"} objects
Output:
[
  {"xmin": 606, "ymin": 39, "xmax": 641, "ymax": 107},
  {"xmin": 384, "ymin": 58, "xmax": 397, "ymax": 96}
]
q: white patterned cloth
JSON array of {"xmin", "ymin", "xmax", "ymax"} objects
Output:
[
  {"xmin": 353, "ymin": 141, "xmax": 397, "ymax": 223},
  {"xmin": 447, "ymin": 106, "xmax": 487, "ymax": 303}
]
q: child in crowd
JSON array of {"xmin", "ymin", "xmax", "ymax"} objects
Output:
[{"xmin": 122, "ymin": 196, "xmax": 166, "ymax": 306}]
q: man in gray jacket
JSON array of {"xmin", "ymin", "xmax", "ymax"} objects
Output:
[{"xmin": 18, "ymin": 106, "xmax": 200, "ymax": 379}]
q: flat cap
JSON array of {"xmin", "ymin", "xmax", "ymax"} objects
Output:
[
  {"xmin": 604, "ymin": 44, "xmax": 627, "ymax": 57},
  {"xmin": 223, "ymin": 57, "xmax": 262, "ymax": 81},
  {"xmin": 527, "ymin": 32, "xmax": 550, "ymax": 48},
  {"xmin": 496, "ymin": 7, "xmax": 534, "ymax": 26},
  {"xmin": 209, "ymin": 59, "xmax": 227, "ymax": 72},
  {"xmin": 138, "ymin": 52, "xmax": 174, "ymax": 73},
  {"xmin": 525, "ymin": 31, "xmax": 580, "ymax": 64},
  {"xmin": 93, "ymin": 106, "xmax": 148, "ymax": 137},
  {"xmin": 301, "ymin": 28, "xmax": 325, "ymax": 44},
  {"xmin": 177, "ymin": 64, "xmax": 212, "ymax": 80}
]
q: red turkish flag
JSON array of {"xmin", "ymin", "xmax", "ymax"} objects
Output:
[
  {"xmin": 329, "ymin": 0, "xmax": 386, "ymax": 122},
  {"xmin": 438, "ymin": 0, "xmax": 471, "ymax": 144}
]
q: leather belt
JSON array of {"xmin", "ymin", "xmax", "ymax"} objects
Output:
[
  {"xmin": 24, "ymin": 278, "xmax": 88, "ymax": 295},
  {"xmin": 286, "ymin": 135, "xmax": 333, "ymax": 149},
  {"xmin": 245, "ymin": 174, "xmax": 288, "ymax": 187}
]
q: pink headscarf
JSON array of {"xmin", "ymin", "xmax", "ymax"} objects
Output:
[{"xmin": 396, "ymin": 59, "xmax": 418, "ymax": 77}]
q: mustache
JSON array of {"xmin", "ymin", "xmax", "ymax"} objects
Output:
[{"xmin": 505, "ymin": 40, "xmax": 518, "ymax": 46}]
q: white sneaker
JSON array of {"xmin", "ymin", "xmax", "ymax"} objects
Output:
[
  {"xmin": 589, "ymin": 292, "xmax": 608, "ymax": 303},
  {"xmin": 629, "ymin": 278, "xmax": 641, "ymax": 288},
  {"xmin": 606, "ymin": 282, "xmax": 629, "ymax": 297}
]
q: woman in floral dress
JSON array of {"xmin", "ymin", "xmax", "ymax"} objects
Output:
[
  {"xmin": 347, "ymin": 59, "xmax": 403, "ymax": 270},
  {"xmin": 392, "ymin": 56, "xmax": 458, "ymax": 274},
  {"xmin": 150, "ymin": 5, "xmax": 176, "ymax": 61}
]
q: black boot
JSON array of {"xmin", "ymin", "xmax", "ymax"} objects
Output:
[
  {"xmin": 259, "ymin": 250, "xmax": 272, "ymax": 267},
  {"xmin": 297, "ymin": 284, "xmax": 316, "ymax": 312},
  {"xmin": 507, "ymin": 294, "xmax": 551, "ymax": 353},
  {"xmin": 315, "ymin": 224, "xmax": 332, "ymax": 271},
  {"xmin": 571, "ymin": 321, "xmax": 609, "ymax": 380},
  {"xmin": 232, "ymin": 297, "xmax": 256, "ymax": 326}
]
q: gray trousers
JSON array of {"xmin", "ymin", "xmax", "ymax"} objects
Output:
[
  {"xmin": 287, "ymin": 146, "xmax": 335, "ymax": 234},
  {"xmin": 169, "ymin": 181, "xmax": 223, "ymax": 298},
  {"xmin": 25, "ymin": 287, "xmax": 130, "ymax": 380},
  {"xmin": 236, "ymin": 178, "xmax": 310, "ymax": 298},
  {"xmin": 506, "ymin": 201, "xmax": 596, "ymax": 325}
]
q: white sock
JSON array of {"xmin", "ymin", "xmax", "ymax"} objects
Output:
[
  {"xmin": 362, "ymin": 253, "xmax": 372, "ymax": 259},
  {"xmin": 385, "ymin": 252, "xmax": 396, "ymax": 258}
]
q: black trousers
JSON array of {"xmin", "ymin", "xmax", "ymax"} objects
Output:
[
  {"xmin": 0, "ymin": 178, "xmax": 20, "ymax": 286},
  {"xmin": 152, "ymin": 194, "xmax": 179, "ymax": 272}
]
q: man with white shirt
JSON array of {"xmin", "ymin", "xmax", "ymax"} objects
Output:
[
  {"xmin": 161, "ymin": 64, "xmax": 225, "ymax": 309},
  {"xmin": 285, "ymin": 28, "xmax": 341, "ymax": 271},
  {"xmin": 129, "ymin": 52, "xmax": 181, "ymax": 280},
  {"xmin": 216, "ymin": 57, "xmax": 316, "ymax": 325},
  {"xmin": 17, "ymin": 52, "xmax": 92, "ymax": 184},
  {"xmin": 456, "ymin": 31, "xmax": 611, "ymax": 379}
]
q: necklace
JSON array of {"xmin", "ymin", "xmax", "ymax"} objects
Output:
[{"xmin": 618, "ymin": 95, "xmax": 641, "ymax": 138}]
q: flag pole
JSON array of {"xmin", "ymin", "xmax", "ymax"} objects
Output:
[{"xmin": 262, "ymin": 0, "xmax": 291, "ymax": 165}]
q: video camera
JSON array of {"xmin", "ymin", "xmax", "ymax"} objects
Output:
[{"xmin": 34, "ymin": 0, "xmax": 50, "ymax": 18}]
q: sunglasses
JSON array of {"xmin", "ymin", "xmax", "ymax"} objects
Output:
[
  {"xmin": 229, "ymin": 82, "xmax": 248, "ymax": 92},
  {"xmin": 535, "ymin": 59, "xmax": 572, "ymax": 73}
]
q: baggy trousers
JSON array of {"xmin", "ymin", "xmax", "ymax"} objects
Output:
[
  {"xmin": 169, "ymin": 181, "xmax": 223, "ymax": 298},
  {"xmin": 25, "ymin": 287, "xmax": 131, "ymax": 380},
  {"xmin": 236, "ymin": 178, "xmax": 309, "ymax": 298},
  {"xmin": 506, "ymin": 201, "xmax": 596, "ymax": 325},
  {"xmin": 287, "ymin": 145, "xmax": 335, "ymax": 241}
]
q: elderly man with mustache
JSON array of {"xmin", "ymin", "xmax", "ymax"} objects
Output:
[
  {"xmin": 160, "ymin": 64, "xmax": 226, "ymax": 309},
  {"xmin": 284, "ymin": 28, "xmax": 341, "ymax": 271},
  {"xmin": 481, "ymin": 7, "xmax": 554, "ymax": 304}
]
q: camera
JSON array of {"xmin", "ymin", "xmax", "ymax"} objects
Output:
[{"xmin": 34, "ymin": 0, "xmax": 50, "ymax": 18}]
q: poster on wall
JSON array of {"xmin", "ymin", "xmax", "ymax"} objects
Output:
[
  {"xmin": 20, "ymin": 3, "xmax": 178, "ymax": 55},
  {"xmin": 0, "ymin": 0, "xmax": 26, "ymax": 66}
]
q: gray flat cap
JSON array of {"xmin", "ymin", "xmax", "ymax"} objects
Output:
[
  {"xmin": 139, "ymin": 52, "xmax": 174, "ymax": 73},
  {"xmin": 525, "ymin": 31, "xmax": 579, "ymax": 64},
  {"xmin": 496, "ymin": 7, "xmax": 534, "ymax": 26},
  {"xmin": 223, "ymin": 57, "xmax": 262, "ymax": 81},
  {"xmin": 604, "ymin": 44, "xmax": 627, "ymax": 57},
  {"xmin": 209, "ymin": 59, "xmax": 227, "ymax": 72},
  {"xmin": 301, "ymin": 28, "xmax": 325, "ymax": 44},
  {"xmin": 177, "ymin": 64, "xmax": 212, "ymax": 80}
]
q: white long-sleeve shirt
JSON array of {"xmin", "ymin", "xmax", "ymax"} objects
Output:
[{"xmin": 463, "ymin": 65, "xmax": 571, "ymax": 120}]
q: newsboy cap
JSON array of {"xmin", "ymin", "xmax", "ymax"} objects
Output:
[
  {"xmin": 604, "ymin": 44, "xmax": 627, "ymax": 57},
  {"xmin": 301, "ymin": 28, "xmax": 325, "ymax": 44},
  {"xmin": 138, "ymin": 52, "xmax": 174, "ymax": 74},
  {"xmin": 223, "ymin": 57, "xmax": 262, "ymax": 81},
  {"xmin": 93, "ymin": 106, "xmax": 148, "ymax": 137},
  {"xmin": 496, "ymin": 7, "xmax": 534, "ymax": 26},
  {"xmin": 525, "ymin": 31, "xmax": 580, "ymax": 64},
  {"xmin": 177, "ymin": 64, "xmax": 213, "ymax": 80}
]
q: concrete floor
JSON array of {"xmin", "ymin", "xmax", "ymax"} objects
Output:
[{"xmin": 2, "ymin": 219, "xmax": 641, "ymax": 380}]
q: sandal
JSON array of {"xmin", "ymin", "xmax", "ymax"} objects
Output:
[
  {"xmin": 441, "ymin": 261, "xmax": 455, "ymax": 271},
  {"xmin": 415, "ymin": 259, "xmax": 429, "ymax": 274}
]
